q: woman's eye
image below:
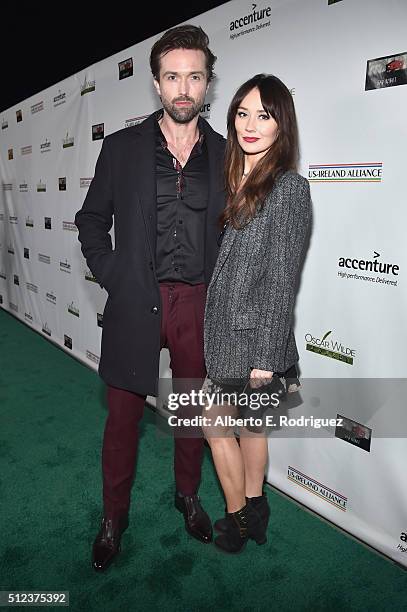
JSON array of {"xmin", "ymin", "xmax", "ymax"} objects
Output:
[
  {"xmin": 237, "ymin": 111, "xmax": 247, "ymax": 118},
  {"xmin": 259, "ymin": 114, "xmax": 269, "ymax": 120}
]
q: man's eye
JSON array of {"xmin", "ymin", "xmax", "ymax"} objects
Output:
[
  {"xmin": 191, "ymin": 75, "xmax": 201, "ymax": 80},
  {"xmin": 167, "ymin": 75, "xmax": 176, "ymax": 80}
]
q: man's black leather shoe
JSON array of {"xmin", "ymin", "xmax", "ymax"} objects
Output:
[
  {"xmin": 174, "ymin": 493, "xmax": 213, "ymax": 543},
  {"xmin": 92, "ymin": 514, "xmax": 129, "ymax": 572}
]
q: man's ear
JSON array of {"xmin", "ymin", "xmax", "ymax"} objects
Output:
[{"xmin": 153, "ymin": 78, "xmax": 161, "ymax": 97}]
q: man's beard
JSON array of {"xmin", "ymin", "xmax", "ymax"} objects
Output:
[{"xmin": 161, "ymin": 95, "xmax": 203, "ymax": 124}]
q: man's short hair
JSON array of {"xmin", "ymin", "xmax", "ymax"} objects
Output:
[{"xmin": 150, "ymin": 24, "xmax": 217, "ymax": 82}]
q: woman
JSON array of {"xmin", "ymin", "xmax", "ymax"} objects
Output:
[{"xmin": 202, "ymin": 74, "xmax": 311, "ymax": 553}]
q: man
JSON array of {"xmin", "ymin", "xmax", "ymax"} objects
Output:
[{"xmin": 75, "ymin": 25, "xmax": 226, "ymax": 572}]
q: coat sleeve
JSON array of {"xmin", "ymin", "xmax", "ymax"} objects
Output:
[
  {"xmin": 250, "ymin": 174, "xmax": 311, "ymax": 372},
  {"xmin": 74, "ymin": 136, "xmax": 117, "ymax": 292}
]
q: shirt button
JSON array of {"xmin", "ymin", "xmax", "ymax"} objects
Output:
[
  {"xmin": 151, "ymin": 306, "xmax": 159, "ymax": 314},
  {"xmin": 178, "ymin": 220, "xmax": 183, "ymax": 224},
  {"xmin": 174, "ymin": 267, "xmax": 179, "ymax": 272}
]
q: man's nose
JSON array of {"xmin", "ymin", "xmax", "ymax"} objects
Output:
[{"xmin": 178, "ymin": 76, "xmax": 190, "ymax": 96}]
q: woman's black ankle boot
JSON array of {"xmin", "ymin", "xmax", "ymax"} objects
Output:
[
  {"xmin": 247, "ymin": 493, "xmax": 270, "ymax": 531},
  {"xmin": 214, "ymin": 503, "xmax": 266, "ymax": 553},
  {"xmin": 214, "ymin": 492, "xmax": 270, "ymax": 533}
]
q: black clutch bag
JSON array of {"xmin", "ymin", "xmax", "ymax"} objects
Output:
[{"xmin": 238, "ymin": 373, "xmax": 286, "ymax": 421}]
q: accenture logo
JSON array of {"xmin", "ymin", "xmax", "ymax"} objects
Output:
[
  {"xmin": 230, "ymin": 3, "xmax": 271, "ymax": 40},
  {"xmin": 338, "ymin": 251, "xmax": 400, "ymax": 287},
  {"xmin": 53, "ymin": 90, "xmax": 66, "ymax": 107}
]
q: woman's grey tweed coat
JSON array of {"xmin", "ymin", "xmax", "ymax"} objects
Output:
[{"xmin": 204, "ymin": 170, "xmax": 311, "ymax": 380}]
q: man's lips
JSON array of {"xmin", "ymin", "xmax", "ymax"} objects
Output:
[
  {"xmin": 175, "ymin": 100, "xmax": 193, "ymax": 106},
  {"xmin": 243, "ymin": 137, "xmax": 260, "ymax": 142}
]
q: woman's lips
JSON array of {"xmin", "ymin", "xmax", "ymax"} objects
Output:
[{"xmin": 243, "ymin": 137, "xmax": 260, "ymax": 142}]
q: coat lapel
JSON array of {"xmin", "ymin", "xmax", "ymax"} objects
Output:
[
  {"xmin": 210, "ymin": 225, "xmax": 237, "ymax": 284},
  {"xmin": 125, "ymin": 115, "xmax": 158, "ymax": 264}
]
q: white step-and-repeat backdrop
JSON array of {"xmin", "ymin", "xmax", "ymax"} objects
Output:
[{"xmin": 1, "ymin": 0, "xmax": 406, "ymax": 566}]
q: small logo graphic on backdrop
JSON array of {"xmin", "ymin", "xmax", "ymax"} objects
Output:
[
  {"xmin": 44, "ymin": 217, "xmax": 52, "ymax": 230},
  {"xmin": 42, "ymin": 322, "xmax": 51, "ymax": 336},
  {"xmin": 119, "ymin": 57, "xmax": 133, "ymax": 80},
  {"xmin": 85, "ymin": 268, "xmax": 98, "ymax": 283},
  {"xmin": 68, "ymin": 301, "xmax": 80, "ymax": 318},
  {"xmin": 24, "ymin": 248, "xmax": 29, "ymax": 259},
  {"xmin": 20, "ymin": 181, "xmax": 29, "ymax": 192},
  {"xmin": 287, "ymin": 466, "xmax": 347, "ymax": 511},
  {"xmin": 26, "ymin": 215, "xmax": 34, "ymax": 227},
  {"xmin": 46, "ymin": 290, "xmax": 56, "ymax": 304},
  {"xmin": 60, "ymin": 258, "xmax": 71, "ymax": 273},
  {"xmin": 9, "ymin": 301, "xmax": 18, "ymax": 312},
  {"xmin": 2, "ymin": 119, "xmax": 8, "ymax": 129},
  {"xmin": 24, "ymin": 311, "xmax": 33, "ymax": 323},
  {"xmin": 81, "ymin": 78, "xmax": 95, "ymax": 96},
  {"xmin": 80, "ymin": 177, "xmax": 92, "ymax": 188},
  {"xmin": 16, "ymin": 109, "xmax": 23, "ymax": 122},
  {"xmin": 13, "ymin": 274, "xmax": 19, "ymax": 286},
  {"xmin": 26, "ymin": 282, "xmax": 38, "ymax": 294},
  {"xmin": 9, "ymin": 215, "xmax": 18, "ymax": 224},
  {"xmin": 366, "ymin": 52, "xmax": 407, "ymax": 90},
  {"xmin": 230, "ymin": 3, "xmax": 272, "ymax": 41},
  {"xmin": 7, "ymin": 244, "xmax": 15, "ymax": 255},
  {"xmin": 2, "ymin": 183, "xmax": 12, "ymax": 191},
  {"xmin": 338, "ymin": 251, "xmax": 400, "ymax": 288},
  {"xmin": 200, "ymin": 103, "xmax": 211, "ymax": 119},
  {"xmin": 0, "ymin": 213, "xmax": 4, "ymax": 221},
  {"xmin": 86, "ymin": 349, "xmax": 100, "ymax": 365},
  {"xmin": 125, "ymin": 114, "xmax": 150, "ymax": 128},
  {"xmin": 53, "ymin": 89, "xmax": 66, "ymax": 107},
  {"xmin": 40, "ymin": 138, "xmax": 51, "ymax": 154},
  {"xmin": 62, "ymin": 132, "xmax": 74, "ymax": 149},
  {"xmin": 37, "ymin": 180, "xmax": 46, "ymax": 192},
  {"xmin": 59, "ymin": 177, "xmax": 66, "ymax": 191},
  {"xmin": 0, "ymin": 270, "xmax": 6, "ymax": 280},
  {"xmin": 308, "ymin": 163, "xmax": 382, "ymax": 182},
  {"xmin": 0, "ymin": 294, "xmax": 2, "ymax": 304},
  {"xmin": 64, "ymin": 334, "xmax": 72, "ymax": 350},
  {"xmin": 92, "ymin": 123, "xmax": 104, "ymax": 141},
  {"xmin": 305, "ymin": 330, "xmax": 355, "ymax": 365},
  {"xmin": 21, "ymin": 145, "xmax": 32, "ymax": 156},
  {"xmin": 38, "ymin": 253, "xmax": 51, "ymax": 264},
  {"xmin": 62, "ymin": 221, "xmax": 77, "ymax": 232},
  {"xmin": 328, "ymin": 0, "xmax": 343, "ymax": 4},
  {"xmin": 335, "ymin": 415, "xmax": 372, "ymax": 452},
  {"xmin": 8, "ymin": 149, "xmax": 13, "ymax": 160},
  {"xmin": 398, "ymin": 532, "xmax": 407, "ymax": 554},
  {"xmin": 31, "ymin": 101, "xmax": 44, "ymax": 114},
  {"xmin": 97, "ymin": 313, "xmax": 103, "ymax": 328}
]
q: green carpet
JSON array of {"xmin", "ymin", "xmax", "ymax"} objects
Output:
[{"xmin": 0, "ymin": 307, "xmax": 406, "ymax": 611}]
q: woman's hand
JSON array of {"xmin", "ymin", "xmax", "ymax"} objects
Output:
[{"xmin": 250, "ymin": 368, "xmax": 274, "ymax": 389}]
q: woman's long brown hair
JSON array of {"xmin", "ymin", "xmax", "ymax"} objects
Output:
[{"xmin": 221, "ymin": 73, "xmax": 299, "ymax": 229}]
